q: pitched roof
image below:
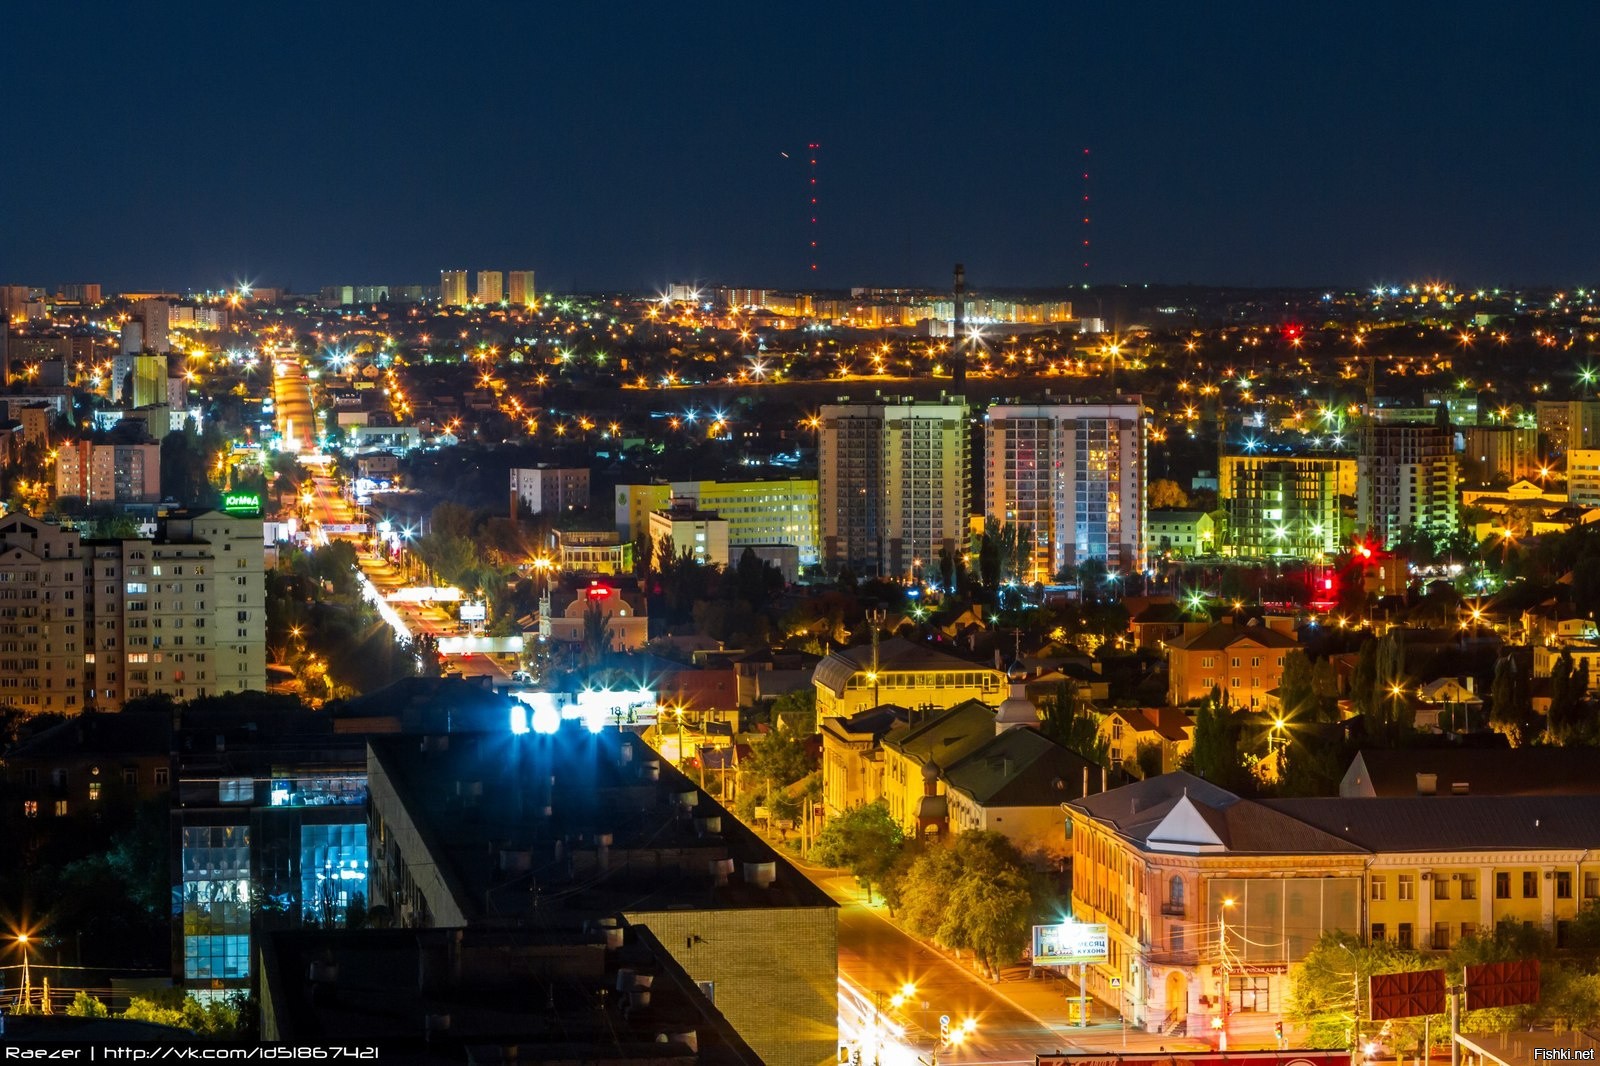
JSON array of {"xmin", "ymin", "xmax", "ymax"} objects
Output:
[
  {"xmin": 1172, "ymin": 622, "xmax": 1298, "ymax": 652},
  {"xmin": 881, "ymin": 699, "xmax": 997, "ymax": 769},
  {"xmin": 1105, "ymin": 707, "xmax": 1193, "ymax": 742},
  {"xmin": 1068, "ymin": 771, "xmax": 1364, "ymax": 856},
  {"xmin": 1341, "ymin": 747, "xmax": 1600, "ymax": 797},
  {"xmin": 1263, "ymin": 795, "xmax": 1600, "ymax": 851},
  {"xmin": 942, "ymin": 727, "xmax": 1097, "ymax": 808},
  {"xmin": 812, "ymin": 636, "xmax": 991, "ymax": 696}
]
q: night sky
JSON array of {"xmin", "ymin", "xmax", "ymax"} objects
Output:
[{"xmin": 6, "ymin": 2, "xmax": 1599, "ymax": 292}]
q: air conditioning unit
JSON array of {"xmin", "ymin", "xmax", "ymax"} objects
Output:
[
  {"xmin": 1420, "ymin": 872, "xmax": 1432, "ymax": 881},
  {"xmin": 1546, "ymin": 871, "xmax": 1555, "ymax": 880},
  {"xmin": 1451, "ymin": 873, "xmax": 1461, "ymax": 881}
]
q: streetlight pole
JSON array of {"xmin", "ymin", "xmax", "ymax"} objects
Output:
[
  {"xmin": 1218, "ymin": 898, "xmax": 1236, "ymax": 1052},
  {"xmin": 16, "ymin": 933, "xmax": 30, "ymax": 1012}
]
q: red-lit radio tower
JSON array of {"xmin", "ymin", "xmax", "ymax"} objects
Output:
[
  {"xmin": 808, "ymin": 142, "xmax": 820, "ymax": 274},
  {"xmin": 1081, "ymin": 147, "xmax": 1091, "ymax": 276}
]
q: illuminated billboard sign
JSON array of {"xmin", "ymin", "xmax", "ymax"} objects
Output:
[
  {"xmin": 1032, "ymin": 922, "xmax": 1109, "ymax": 966},
  {"xmin": 223, "ymin": 492, "xmax": 262, "ymax": 516}
]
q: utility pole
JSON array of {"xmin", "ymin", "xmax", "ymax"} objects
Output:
[{"xmin": 867, "ymin": 608, "xmax": 886, "ymax": 709}]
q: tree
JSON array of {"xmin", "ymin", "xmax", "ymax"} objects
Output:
[
  {"xmin": 812, "ymin": 800, "xmax": 904, "ymax": 902},
  {"xmin": 1187, "ymin": 695, "xmax": 1247, "ymax": 792},
  {"xmin": 943, "ymin": 861, "xmax": 1034, "ymax": 978},
  {"xmin": 740, "ymin": 728, "xmax": 812, "ymax": 797},
  {"xmin": 1149, "ymin": 479, "xmax": 1190, "ymax": 509},
  {"xmin": 1278, "ymin": 650, "xmax": 1315, "ymax": 721},
  {"xmin": 633, "ymin": 529, "xmax": 654, "ymax": 579},
  {"xmin": 1490, "ymin": 653, "xmax": 1534, "ymax": 743},
  {"xmin": 1133, "ymin": 739, "xmax": 1164, "ymax": 780},
  {"xmin": 581, "ymin": 598, "xmax": 612, "ymax": 665},
  {"xmin": 893, "ymin": 832, "xmax": 1042, "ymax": 979},
  {"xmin": 1287, "ymin": 931, "xmax": 1433, "ymax": 1050},
  {"xmin": 1350, "ymin": 639, "xmax": 1379, "ymax": 720},
  {"xmin": 770, "ymin": 688, "xmax": 818, "ymax": 735},
  {"xmin": 1037, "ymin": 681, "xmax": 1108, "ymax": 765},
  {"xmin": 67, "ymin": 992, "xmax": 109, "ymax": 1017}
]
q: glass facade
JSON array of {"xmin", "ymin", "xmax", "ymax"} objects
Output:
[
  {"xmin": 180, "ymin": 825, "xmax": 251, "ymax": 981},
  {"xmin": 299, "ymin": 823, "xmax": 368, "ymax": 925},
  {"xmin": 1207, "ymin": 876, "xmax": 1361, "ymax": 964}
]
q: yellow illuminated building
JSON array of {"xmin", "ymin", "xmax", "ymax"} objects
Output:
[
  {"xmin": 615, "ymin": 478, "xmax": 819, "ymax": 567},
  {"xmin": 811, "ymin": 636, "xmax": 1002, "ymax": 721},
  {"xmin": 1067, "ymin": 773, "xmax": 1600, "ymax": 1047}
]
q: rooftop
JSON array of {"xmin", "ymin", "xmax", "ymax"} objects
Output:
[
  {"xmin": 942, "ymin": 727, "xmax": 1097, "ymax": 808},
  {"xmin": 881, "ymin": 699, "xmax": 997, "ymax": 769},
  {"xmin": 813, "ymin": 636, "xmax": 992, "ymax": 697},
  {"xmin": 261, "ymin": 923, "xmax": 761, "ymax": 1064},
  {"xmin": 1341, "ymin": 746, "xmax": 1600, "ymax": 797},
  {"xmin": 1172, "ymin": 621, "xmax": 1298, "ymax": 652},
  {"xmin": 1264, "ymin": 795, "xmax": 1600, "ymax": 852},
  {"xmin": 369, "ymin": 727, "xmax": 835, "ymax": 925}
]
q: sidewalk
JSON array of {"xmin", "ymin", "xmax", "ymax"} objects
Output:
[{"xmin": 776, "ymin": 836, "xmax": 1211, "ymax": 1056}]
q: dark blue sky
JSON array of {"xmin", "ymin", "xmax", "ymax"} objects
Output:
[{"xmin": 6, "ymin": 2, "xmax": 1598, "ymax": 292}]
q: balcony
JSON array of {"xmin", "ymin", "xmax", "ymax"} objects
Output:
[{"xmin": 1160, "ymin": 900, "xmax": 1187, "ymax": 917}]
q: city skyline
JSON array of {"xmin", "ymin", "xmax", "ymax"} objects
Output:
[{"xmin": 5, "ymin": 3, "xmax": 1600, "ymax": 290}]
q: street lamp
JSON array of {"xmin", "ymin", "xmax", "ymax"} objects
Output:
[
  {"xmin": 1217, "ymin": 898, "xmax": 1236, "ymax": 1051},
  {"xmin": 15, "ymin": 932, "xmax": 31, "ymax": 1012}
]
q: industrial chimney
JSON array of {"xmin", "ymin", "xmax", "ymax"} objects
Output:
[{"xmin": 951, "ymin": 263, "xmax": 966, "ymax": 393}]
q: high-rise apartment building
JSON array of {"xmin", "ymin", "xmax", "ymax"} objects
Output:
[
  {"xmin": 509, "ymin": 467, "xmax": 590, "ymax": 515},
  {"xmin": 0, "ymin": 514, "xmax": 85, "ymax": 713},
  {"xmin": 1461, "ymin": 424, "xmax": 1540, "ymax": 483},
  {"xmin": 56, "ymin": 441, "xmax": 162, "ymax": 504},
  {"xmin": 439, "ymin": 270, "xmax": 469, "ymax": 307},
  {"xmin": 819, "ymin": 401, "xmax": 968, "ymax": 578},
  {"xmin": 1220, "ymin": 455, "xmax": 1352, "ymax": 560},
  {"xmin": 135, "ymin": 298, "xmax": 171, "ymax": 354},
  {"xmin": 475, "ymin": 270, "xmax": 503, "ymax": 305},
  {"xmin": 507, "ymin": 270, "xmax": 535, "ymax": 307},
  {"xmin": 983, "ymin": 402, "xmax": 1145, "ymax": 581},
  {"xmin": 1357, "ymin": 420, "xmax": 1459, "ymax": 545},
  {"xmin": 83, "ymin": 511, "xmax": 266, "ymax": 709},
  {"xmin": 132, "ymin": 353, "xmax": 168, "ymax": 409}
]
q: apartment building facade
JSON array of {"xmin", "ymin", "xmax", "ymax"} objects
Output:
[
  {"xmin": 984, "ymin": 401, "xmax": 1145, "ymax": 582},
  {"xmin": 819, "ymin": 400, "xmax": 968, "ymax": 578}
]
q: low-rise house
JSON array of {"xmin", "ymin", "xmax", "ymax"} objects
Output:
[
  {"xmin": 1099, "ymin": 706, "xmax": 1193, "ymax": 773},
  {"xmin": 942, "ymin": 726, "xmax": 1094, "ymax": 862},
  {"xmin": 1166, "ymin": 621, "xmax": 1298, "ymax": 707}
]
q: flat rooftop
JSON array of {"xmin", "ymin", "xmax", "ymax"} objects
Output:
[
  {"xmin": 370, "ymin": 727, "xmax": 834, "ymax": 924},
  {"xmin": 262, "ymin": 923, "xmax": 762, "ymax": 1064}
]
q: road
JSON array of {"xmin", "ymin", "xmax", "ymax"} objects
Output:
[
  {"xmin": 273, "ymin": 358, "xmax": 317, "ymax": 452},
  {"xmin": 356, "ymin": 547, "xmax": 516, "ymax": 686},
  {"xmin": 798, "ymin": 863, "xmax": 1081, "ymax": 1065}
]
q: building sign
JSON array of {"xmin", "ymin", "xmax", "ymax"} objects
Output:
[
  {"xmin": 459, "ymin": 602, "xmax": 487, "ymax": 623},
  {"xmin": 1038, "ymin": 1054, "xmax": 1350, "ymax": 1066},
  {"xmin": 223, "ymin": 492, "xmax": 262, "ymax": 516},
  {"xmin": 1032, "ymin": 922, "xmax": 1109, "ymax": 966}
]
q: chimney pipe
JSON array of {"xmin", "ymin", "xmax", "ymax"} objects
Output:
[{"xmin": 952, "ymin": 263, "xmax": 966, "ymax": 394}]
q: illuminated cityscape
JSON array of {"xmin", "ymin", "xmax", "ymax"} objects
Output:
[{"xmin": 4, "ymin": 4, "xmax": 1600, "ymax": 1064}]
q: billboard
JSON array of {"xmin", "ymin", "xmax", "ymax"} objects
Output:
[
  {"xmin": 223, "ymin": 492, "xmax": 261, "ymax": 516},
  {"xmin": 1032, "ymin": 922, "xmax": 1109, "ymax": 966}
]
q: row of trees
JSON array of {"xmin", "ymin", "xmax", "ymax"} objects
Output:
[
  {"xmin": 1289, "ymin": 919, "xmax": 1600, "ymax": 1050},
  {"xmin": 813, "ymin": 802, "xmax": 1060, "ymax": 978}
]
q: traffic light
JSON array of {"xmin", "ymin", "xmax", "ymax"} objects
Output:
[{"xmin": 1275, "ymin": 1021, "xmax": 1284, "ymax": 1042}]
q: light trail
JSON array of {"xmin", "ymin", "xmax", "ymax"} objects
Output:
[{"xmin": 357, "ymin": 564, "xmax": 414, "ymax": 642}]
